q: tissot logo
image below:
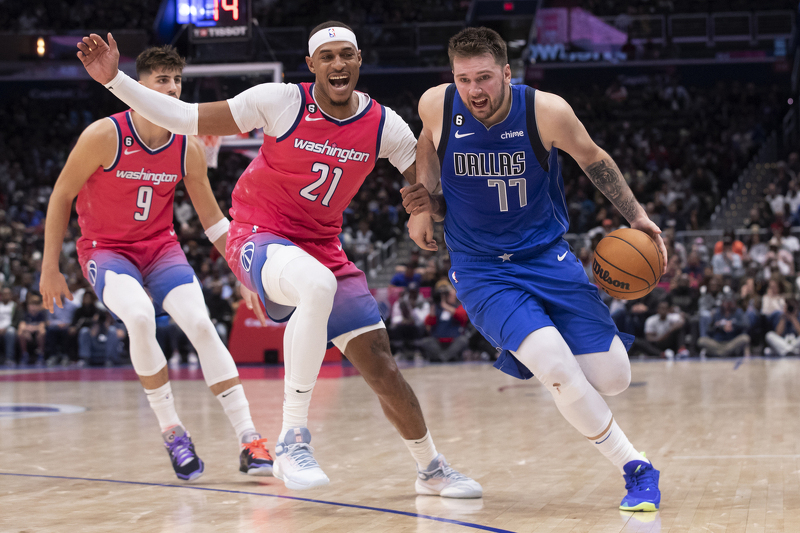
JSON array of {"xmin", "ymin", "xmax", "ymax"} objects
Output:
[
  {"xmin": 501, "ymin": 130, "xmax": 524, "ymax": 140},
  {"xmin": 87, "ymin": 260, "xmax": 98, "ymax": 286},
  {"xmin": 241, "ymin": 242, "xmax": 255, "ymax": 272},
  {"xmin": 293, "ymin": 138, "xmax": 370, "ymax": 163},
  {"xmin": 592, "ymin": 260, "xmax": 631, "ymax": 290}
]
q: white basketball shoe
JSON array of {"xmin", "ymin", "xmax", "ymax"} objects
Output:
[
  {"xmin": 415, "ymin": 454, "xmax": 483, "ymax": 498},
  {"xmin": 273, "ymin": 427, "xmax": 330, "ymax": 490}
]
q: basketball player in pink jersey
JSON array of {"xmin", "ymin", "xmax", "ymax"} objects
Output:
[
  {"xmin": 76, "ymin": 24, "xmax": 482, "ymax": 497},
  {"xmin": 40, "ymin": 46, "xmax": 274, "ymax": 482}
]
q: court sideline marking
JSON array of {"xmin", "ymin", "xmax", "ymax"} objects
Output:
[{"xmin": 0, "ymin": 472, "xmax": 514, "ymax": 533}]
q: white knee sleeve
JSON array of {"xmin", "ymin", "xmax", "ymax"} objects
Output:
[
  {"xmin": 101, "ymin": 271, "xmax": 166, "ymax": 376},
  {"xmin": 512, "ymin": 327, "xmax": 612, "ymax": 437},
  {"xmin": 576, "ymin": 336, "xmax": 631, "ymax": 396},
  {"xmin": 162, "ymin": 279, "xmax": 239, "ymax": 387}
]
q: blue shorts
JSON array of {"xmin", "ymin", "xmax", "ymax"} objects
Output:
[
  {"xmin": 449, "ymin": 239, "xmax": 633, "ymax": 380},
  {"xmin": 80, "ymin": 242, "xmax": 196, "ymax": 318},
  {"xmin": 229, "ymin": 231, "xmax": 382, "ymax": 343}
]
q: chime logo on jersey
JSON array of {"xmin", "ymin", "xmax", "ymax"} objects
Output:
[
  {"xmin": 115, "ymin": 168, "xmax": 179, "ymax": 185},
  {"xmin": 293, "ymin": 138, "xmax": 370, "ymax": 163},
  {"xmin": 87, "ymin": 260, "xmax": 98, "ymax": 286},
  {"xmin": 453, "ymin": 151, "xmax": 526, "ymax": 177},
  {"xmin": 241, "ymin": 242, "xmax": 255, "ymax": 272}
]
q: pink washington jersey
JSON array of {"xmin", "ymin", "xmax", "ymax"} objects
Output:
[
  {"xmin": 76, "ymin": 110, "xmax": 187, "ymax": 248},
  {"xmin": 228, "ymin": 82, "xmax": 385, "ymax": 250}
]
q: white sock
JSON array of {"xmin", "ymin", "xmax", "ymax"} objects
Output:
[
  {"xmin": 590, "ymin": 418, "xmax": 646, "ymax": 474},
  {"xmin": 404, "ymin": 430, "xmax": 439, "ymax": 469},
  {"xmin": 279, "ymin": 381, "xmax": 314, "ymax": 441},
  {"xmin": 215, "ymin": 384, "xmax": 257, "ymax": 444},
  {"xmin": 144, "ymin": 382, "xmax": 182, "ymax": 432}
]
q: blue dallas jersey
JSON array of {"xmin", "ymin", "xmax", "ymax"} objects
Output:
[{"xmin": 438, "ymin": 83, "xmax": 568, "ymax": 258}]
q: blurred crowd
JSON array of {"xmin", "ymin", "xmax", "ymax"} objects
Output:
[
  {"xmin": 558, "ymin": 75, "xmax": 786, "ymax": 234},
  {"xmin": 550, "ymin": 0, "xmax": 798, "ymax": 16}
]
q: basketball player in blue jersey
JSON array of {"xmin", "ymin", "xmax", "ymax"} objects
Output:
[{"xmin": 403, "ymin": 27, "xmax": 667, "ymax": 512}]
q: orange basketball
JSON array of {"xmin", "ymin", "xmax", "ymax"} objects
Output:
[{"xmin": 592, "ymin": 228, "xmax": 663, "ymax": 300}]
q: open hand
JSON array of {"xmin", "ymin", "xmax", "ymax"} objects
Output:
[
  {"xmin": 40, "ymin": 270, "xmax": 73, "ymax": 313},
  {"xmin": 240, "ymin": 285, "xmax": 267, "ymax": 326},
  {"xmin": 76, "ymin": 33, "xmax": 120, "ymax": 85}
]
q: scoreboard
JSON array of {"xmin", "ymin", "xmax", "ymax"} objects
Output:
[{"xmin": 176, "ymin": 0, "xmax": 252, "ymax": 42}]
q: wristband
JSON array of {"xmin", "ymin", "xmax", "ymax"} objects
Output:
[{"xmin": 205, "ymin": 217, "xmax": 230, "ymax": 242}]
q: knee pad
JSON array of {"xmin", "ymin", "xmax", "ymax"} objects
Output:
[{"xmin": 263, "ymin": 244, "xmax": 337, "ymax": 307}]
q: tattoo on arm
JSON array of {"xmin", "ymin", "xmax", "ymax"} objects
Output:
[{"xmin": 585, "ymin": 159, "xmax": 640, "ymax": 222}]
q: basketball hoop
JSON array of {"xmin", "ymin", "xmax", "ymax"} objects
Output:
[{"xmin": 198, "ymin": 135, "xmax": 223, "ymax": 168}]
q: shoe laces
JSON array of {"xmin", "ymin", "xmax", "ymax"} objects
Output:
[
  {"xmin": 285, "ymin": 443, "xmax": 319, "ymax": 470},
  {"xmin": 166, "ymin": 433, "xmax": 195, "ymax": 467},
  {"xmin": 243, "ymin": 438, "xmax": 273, "ymax": 460},
  {"xmin": 625, "ymin": 464, "xmax": 657, "ymax": 491},
  {"xmin": 421, "ymin": 459, "xmax": 470, "ymax": 484}
]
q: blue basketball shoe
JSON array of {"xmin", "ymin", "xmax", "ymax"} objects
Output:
[
  {"xmin": 619, "ymin": 454, "xmax": 660, "ymax": 512},
  {"xmin": 163, "ymin": 426, "xmax": 204, "ymax": 481}
]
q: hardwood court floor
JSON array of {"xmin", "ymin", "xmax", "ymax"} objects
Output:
[{"xmin": 2, "ymin": 357, "xmax": 800, "ymax": 532}]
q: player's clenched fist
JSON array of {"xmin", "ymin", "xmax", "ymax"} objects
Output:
[
  {"xmin": 401, "ymin": 183, "xmax": 435, "ymax": 215},
  {"xmin": 76, "ymin": 33, "xmax": 120, "ymax": 85}
]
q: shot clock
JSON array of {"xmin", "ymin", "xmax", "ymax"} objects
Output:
[{"xmin": 177, "ymin": 0, "xmax": 252, "ymax": 42}]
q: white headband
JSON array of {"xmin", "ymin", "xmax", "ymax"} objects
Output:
[{"xmin": 308, "ymin": 27, "xmax": 359, "ymax": 57}]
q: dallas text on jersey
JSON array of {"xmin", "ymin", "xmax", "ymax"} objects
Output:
[{"xmin": 453, "ymin": 151, "xmax": 526, "ymax": 177}]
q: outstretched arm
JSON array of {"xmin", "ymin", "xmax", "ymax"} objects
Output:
[
  {"xmin": 535, "ymin": 90, "xmax": 667, "ymax": 273},
  {"xmin": 77, "ymin": 33, "xmax": 244, "ymax": 136}
]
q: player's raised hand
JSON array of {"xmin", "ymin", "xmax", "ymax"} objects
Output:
[
  {"xmin": 39, "ymin": 270, "xmax": 73, "ymax": 313},
  {"xmin": 630, "ymin": 216, "xmax": 668, "ymax": 275},
  {"xmin": 76, "ymin": 33, "xmax": 120, "ymax": 85},
  {"xmin": 240, "ymin": 284, "xmax": 268, "ymax": 326},
  {"xmin": 408, "ymin": 213, "xmax": 438, "ymax": 252},
  {"xmin": 401, "ymin": 183, "xmax": 434, "ymax": 215}
]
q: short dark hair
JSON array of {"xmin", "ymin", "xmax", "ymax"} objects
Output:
[
  {"xmin": 309, "ymin": 21, "xmax": 354, "ymax": 40},
  {"xmin": 135, "ymin": 45, "xmax": 186, "ymax": 78},
  {"xmin": 448, "ymin": 27, "xmax": 508, "ymax": 69}
]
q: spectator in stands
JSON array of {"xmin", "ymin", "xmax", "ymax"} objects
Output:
[
  {"xmin": 631, "ymin": 300, "xmax": 688, "ymax": 358},
  {"xmin": 204, "ymin": 280, "xmax": 233, "ymax": 345},
  {"xmin": 45, "ymin": 283, "xmax": 78, "ymax": 365},
  {"xmin": 683, "ymin": 250, "xmax": 706, "ymax": 288},
  {"xmin": 697, "ymin": 276, "xmax": 726, "ymax": 338},
  {"xmin": 417, "ymin": 285, "xmax": 470, "ymax": 362},
  {"xmin": 766, "ymin": 183, "xmax": 785, "ymax": 218},
  {"xmin": 0, "ymin": 287, "xmax": 17, "ymax": 365},
  {"xmin": 712, "ymin": 234, "xmax": 744, "ymax": 279},
  {"xmin": 765, "ymin": 298, "xmax": 800, "ymax": 356},
  {"xmin": 761, "ymin": 278, "xmax": 786, "ymax": 319},
  {"xmin": 352, "ymin": 219, "xmax": 374, "ymax": 268},
  {"xmin": 713, "ymin": 229, "xmax": 745, "ymax": 258},
  {"xmin": 746, "ymin": 227, "xmax": 769, "ymax": 267},
  {"xmin": 697, "ymin": 295, "xmax": 751, "ymax": 357},
  {"xmin": 390, "ymin": 263, "xmax": 422, "ymax": 288},
  {"xmin": 388, "ymin": 281, "xmax": 429, "ymax": 358},
  {"xmin": 17, "ymin": 291, "xmax": 47, "ymax": 365},
  {"xmin": 763, "ymin": 238, "xmax": 795, "ymax": 278}
]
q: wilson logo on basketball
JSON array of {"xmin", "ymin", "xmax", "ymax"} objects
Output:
[{"xmin": 592, "ymin": 260, "xmax": 631, "ymax": 290}]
